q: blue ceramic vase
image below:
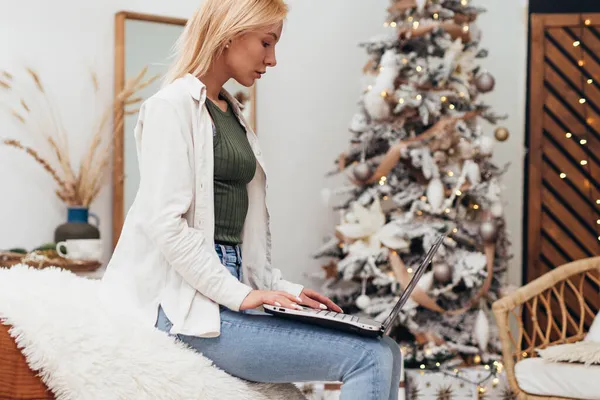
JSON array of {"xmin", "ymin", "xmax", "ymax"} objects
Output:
[{"xmin": 54, "ymin": 207, "xmax": 100, "ymax": 243}]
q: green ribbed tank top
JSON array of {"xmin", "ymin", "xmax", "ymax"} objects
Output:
[{"xmin": 206, "ymin": 95, "xmax": 257, "ymax": 244}]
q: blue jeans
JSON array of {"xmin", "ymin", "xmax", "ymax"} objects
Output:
[{"xmin": 156, "ymin": 244, "xmax": 402, "ymax": 399}]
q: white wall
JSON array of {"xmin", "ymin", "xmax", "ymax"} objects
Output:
[{"xmin": 0, "ymin": 0, "xmax": 528, "ymax": 287}]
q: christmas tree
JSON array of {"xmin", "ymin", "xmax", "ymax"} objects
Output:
[{"xmin": 315, "ymin": 0, "xmax": 513, "ymax": 369}]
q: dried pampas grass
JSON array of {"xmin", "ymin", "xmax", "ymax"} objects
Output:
[{"xmin": 1, "ymin": 66, "xmax": 158, "ymax": 206}]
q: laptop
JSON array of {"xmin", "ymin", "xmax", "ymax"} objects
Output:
[{"xmin": 263, "ymin": 229, "xmax": 448, "ymax": 338}]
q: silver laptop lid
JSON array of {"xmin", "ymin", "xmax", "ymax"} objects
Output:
[{"xmin": 381, "ymin": 229, "xmax": 449, "ymax": 334}]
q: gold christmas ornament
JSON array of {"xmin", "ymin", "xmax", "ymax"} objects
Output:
[{"xmin": 494, "ymin": 127, "xmax": 510, "ymax": 142}]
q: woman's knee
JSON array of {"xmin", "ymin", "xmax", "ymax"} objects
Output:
[{"xmin": 361, "ymin": 338, "xmax": 395, "ymax": 375}]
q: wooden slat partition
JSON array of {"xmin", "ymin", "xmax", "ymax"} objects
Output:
[{"xmin": 527, "ymin": 13, "xmax": 600, "ymax": 332}]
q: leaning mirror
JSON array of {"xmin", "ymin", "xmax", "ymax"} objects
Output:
[{"xmin": 112, "ymin": 11, "xmax": 256, "ymax": 248}]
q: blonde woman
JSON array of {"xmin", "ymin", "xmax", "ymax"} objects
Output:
[{"xmin": 103, "ymin": 1, "xmax": 402, "ymax": 398}]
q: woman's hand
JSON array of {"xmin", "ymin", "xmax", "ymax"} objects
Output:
[
  {"xmin": 240, "ymin": 290, "xmax": 303, "ymax": 311},
  {"xmin": 299, "ymin": 288, "xmax": 344, "ymax": 313}
]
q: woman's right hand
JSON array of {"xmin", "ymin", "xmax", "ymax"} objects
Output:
[{"xmin": 240, "ymin": 290, "xmax": 303, "ymax": 311}]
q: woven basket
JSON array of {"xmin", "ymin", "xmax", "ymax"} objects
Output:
[
  {"xmin": 0, "ymin": 323, "xmax": 54, "ymax": 399},
  {"xmin": 0, "ymin": 251, "xmax": 101, "ymax": 273}
]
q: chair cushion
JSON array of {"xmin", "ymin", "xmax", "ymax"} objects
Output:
[{"xmin": 515, "ymin": 357, "xmax": 600, "ymax": 400}]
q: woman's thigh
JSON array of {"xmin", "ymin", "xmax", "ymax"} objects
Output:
[{"xmin": 171, "ymin": 308, "xmax": 394, "ymax": 384}]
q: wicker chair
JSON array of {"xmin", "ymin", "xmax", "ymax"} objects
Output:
[
  {"xmin": 0, "ymin": 323, "xmax": 54, "ymax": 399},
  {"xmin": 492, "ymin": 256, "xmax": 600, "ymax": 400}
]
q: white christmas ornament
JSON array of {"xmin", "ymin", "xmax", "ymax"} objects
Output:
[
  {"xmin": 474, "ymin": 309, "xmax": 490, "ymax": 352},
  {"xmin": 477, "ymin": 136, "xmax": 494, "ymax": 156},
  {"xmin": 356, "ymin": 294, "xmax": 371, "ymax": 310},
  {"xmin": 490, "ymin": 202, "xmax": 503, "ymax": 218},
  {"xmin": 364, "ymin": 49, "xmax": 401, "ymax": 120},
  {"xmin": 404, "ymin": 272, "xmax": 434, "ymax": 310},
  {"xmin": 463, "ymin": 160, "xmax": 481, "ymax": 185},
  {"xmin": 426, "ymin": 177, "xmax": 445, "ymax": 211},
  {"xmin": 349, "ymin": 111, "xmax": 369, "ymax": 133}
]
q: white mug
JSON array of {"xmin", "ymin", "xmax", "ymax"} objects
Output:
[{"xmin": 56, "ymin": 239, "xmax": 103, "ymax": 261}]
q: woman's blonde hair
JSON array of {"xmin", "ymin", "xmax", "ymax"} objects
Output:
[{"xmin": 163, "ymin": 0, "xmax": 288, "ymax": 86}]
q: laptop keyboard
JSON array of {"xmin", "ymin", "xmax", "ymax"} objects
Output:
[{"xmin": 305, "ymin": 308, "xmax": 360, "ymax": 322}]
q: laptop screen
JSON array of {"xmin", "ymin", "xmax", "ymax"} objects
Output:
[{"xmin": 381, "ymin": 233, "xmax": 447, "ymax": 333}]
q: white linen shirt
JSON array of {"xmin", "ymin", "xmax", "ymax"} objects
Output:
[{"xmin": 101, "ymin": 73, "xmax": 304, "ymax": 338}]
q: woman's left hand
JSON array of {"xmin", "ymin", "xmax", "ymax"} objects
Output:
[{"xmin": 299, "ymin": 288, "xmax": 343, "ymax": 313}]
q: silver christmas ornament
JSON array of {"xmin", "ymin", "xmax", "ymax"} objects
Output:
[
  {"xmin": 479, "ymin": 220, "xmax": 498, "ymax": 242},
  {"xmin": 353, "ymin": 162, "xmax": 372, "ymax": 181},
  {"xmin": 433, "ymin": 263, "xmax": 453, "ymax": 284},
  {"xmin": 475, "ymin": 72, "xmax": 495, "ymax": 93}
]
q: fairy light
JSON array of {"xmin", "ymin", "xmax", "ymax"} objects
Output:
[
  {"xmin": 390, "ymin": 21, "xmax": 397, "ymax": 28},
  {"xmin": 565, "ymin": 132, "xmax": 572, "ymax": 138},
  {"xmin": 453, "ymin": 228, "xmax": 458, "ymax": 233},
  {"xmin": 473, "ymin": 204, "xmax": 480, "ymax": 210},
  {"xmin": 420, "ymin": 364, "xmax": 426, "ymax": 369},
  {"xmin": 381, "ymin": 90, "xmax": 388, "ymax": 98},
  {"xmin": 448, "ymin": 171, "xmax": 454, "ymax": 177},
  {"xmin": 402, "ymin": 58, "xmax": 409, "ymax": 65},
  {"xmin": 462, "ymin": 24, "xmax": 470, "ymax": 33},
  {"xmin": 436, "ymin": 362, "xmax": 441, "ymax": 367},
  {"xmin": 408, "ymin": 268, "xmax": 414, "ymax": 274},
  {"xmin": 461, "ymin": 0, "xmax": 468, "ymax": 5},
  {"xmin": 407, "ymin": 16, "xmax": 414, "ymax": 22},
  {"xmin": 433, "ymin": 13, "xmax": 439, "ymax": 20},
  {"xmin": 444, "ymin": 208, "xmax": 451, "ymax": 214},
  {"xmin": 560, "ymin": 173, "xmax": 567, "ymax": 179},
  {"xmin": 456, "ymin": 190, "xmax": 462, "ymax": 196},
  {"xmin": 398, "ymin": 98, "xmax": 405, "ymax": 104},
  {"xmin": 413, "ymin": 21, "xmax": 420, "ymax": 29},
  {"xmin": 416, "ymin": 94, "xmax": 423, "ymax": 100},
  {"xmin": 574, "ymin": 17, "xmax": 600, "ymax": 245},
  {"xmin": 449, "ymin": 104, "xmax": 456, "ymax": 110},
  {"xmin": 440, "ymin": 96, "xmax": 448, "ymax": 102},
  {"xmin": 416, "ymin": 65, "xmax": 423, "ymax": 72}
]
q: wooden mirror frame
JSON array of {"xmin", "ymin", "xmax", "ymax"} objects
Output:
[{"xmin": 112, "ymin": 11, "xmax": 257, "ymax": 248}]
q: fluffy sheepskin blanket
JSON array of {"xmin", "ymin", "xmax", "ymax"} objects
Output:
[{"xmin": 0, "ymin": 265, "xmax": 307, "ymax": 400}]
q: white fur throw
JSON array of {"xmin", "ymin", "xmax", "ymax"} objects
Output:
[
  {"xmin": 0, "ymin": 265, "xmax": 306, "ymax": 400},
  {"xmin": 537, "ymin": 341, "xmax": 600, "ymax": 366}
]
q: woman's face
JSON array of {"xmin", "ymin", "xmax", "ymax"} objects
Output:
[{"xmin": 223, "ymin": 22, "xmax": 283, "ymax": 87}]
